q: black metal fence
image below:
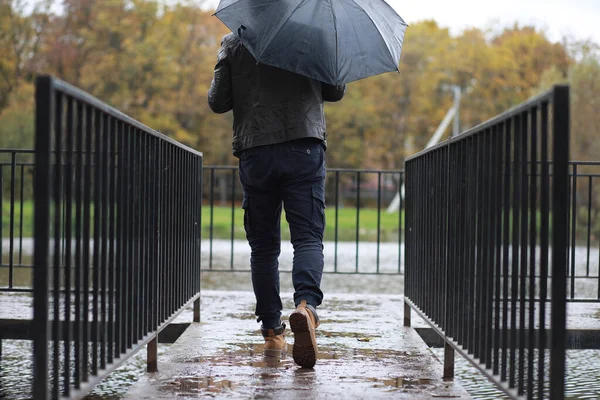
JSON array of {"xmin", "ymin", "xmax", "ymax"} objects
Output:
[
  {"xmin": 30, "ymin": 76, "xmax": 202, "ymax": 399},
  {"xmin": 4, "ymin": 153, "xmax": 600, "ymax": 289},
  {"xmin": 201, "ymin": 166, "xmax": 404, "ymax": 275},
  {"xmin": 0, "ymin": 149, "xmax": 35, "ymax": 291},
  {"xmin": 404, "ymin": 86, "xmax": 570, "ymax": 399},
  {"xmin": 567, "ymin": 162, "xmax": 600, "ymax": 301}
]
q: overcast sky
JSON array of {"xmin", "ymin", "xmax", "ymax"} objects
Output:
[
  {"xmin": 383, "ymin": 0, "xmax": 599, "ymax": 43},
  {"xmin": 204, "ymin": 0, "xmax": 599, "ymax": 44}
]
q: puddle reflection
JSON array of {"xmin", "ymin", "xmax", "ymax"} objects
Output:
[{"xmin": 161, "ymin": 376, "xmax": 237, "ymax": 394}]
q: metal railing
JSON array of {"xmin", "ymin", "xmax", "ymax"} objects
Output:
[
  {"xmin": 31, "ymin": 76, "xmax": 203, "ymax": 399},
  {"xmin": 0, "ymin": 149, "xmax": 35, "ymax": 291},
  {"xmin": 201, "ymin": 166, "xmax": 404, "ymax": 275},
  {"xmin": 4, "ymin": 154, "xmax": 599, "ymax": 288},
  {"xmin": 404, "ymin": 85, "xmax": 570, "ymax": 399},
  {"xmin": 567, "ymin": 162, "xmax": 600, "ymax": 301}
]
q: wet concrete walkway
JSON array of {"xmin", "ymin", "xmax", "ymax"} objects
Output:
[{"xmin": 125, "ymin": 291, "xmax": 469, "ymax": 399}]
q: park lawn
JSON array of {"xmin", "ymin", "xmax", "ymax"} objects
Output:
[
  {"xmin": 202, "ymin": 205, "xmax": 403, "ymax": 242},
  {"xmin": 1, "ymin": 199, "xmax": 34, "ymax": 240},
  {"xmin": 2, "ymin": 201, "xmax": 403, "ymax": 243},
  {"xmin": 3, "ymin": 202, "xmax": 574, "ymax": 244}
]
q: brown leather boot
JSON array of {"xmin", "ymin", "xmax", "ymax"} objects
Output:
[
  {"xmin": 262, "ymin": 323, "xmax": 287, "ymax": 357},
  {"xmin": 289, "ymin": 300, "xmax": 320, "ymax": 368}
]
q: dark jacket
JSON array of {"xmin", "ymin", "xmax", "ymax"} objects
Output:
[{"xmin": 208, "ymin": 33, "xmax": 346, "ymax": 157}]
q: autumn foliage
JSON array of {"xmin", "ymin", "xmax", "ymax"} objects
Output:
[{"xmin": 1, "ymin": 0, "xmax": 598, "ymax": 166}]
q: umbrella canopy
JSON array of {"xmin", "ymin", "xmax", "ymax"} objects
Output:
[{"xmin": 214, "ymin": 0, "xmax": 407, "ymax": 86}]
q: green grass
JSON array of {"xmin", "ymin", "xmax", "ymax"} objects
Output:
[
  {"xmin": 1, "ymin": 201, "xmax": 403, "ymax": 243},
  {"xmin": 1, "ymin": 199, "xmax": 34, "ymax": 240},
  {"xmin": 3, "ymin": 200, "xmax": 596, "ymax": 245},
  {"xmin": 202, "ymin": 205, "xmax": 403, "ymax": 242}
]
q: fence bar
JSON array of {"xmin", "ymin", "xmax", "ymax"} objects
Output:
[
  {"xmin": 92, "ymin": 108, "xmax": 102, "ymax": 374},
  {"xmin": 518, "ymin": 112, "xmax": 529, "ymax": 395},
  {"xmin": 527, "ymin": 106, "xmax": 538, "ymax": 399},
  {"xmin": 74, "ymin": 100, "xmax": 83, "ymax": 388},
  {"xmin": 108, "ymin": 117, "xmax": 117, "ymax": 362},
  {"xmin": 398, "ymin": 172, "xmax": 403, "ymax": 274},
  {"xmin": 9, "ymin": 152, "xmax": 16, "ymax": 288},
  {"xmin": 32, "ymin": 75, "xmax": 52, "ymax": 400},
  {"xmin": 83, "ymin": 104, "xmax": 93, "ymax": 380},
  {"xmin": 376, "ymin": 172, "xmax": 382, "ymax": 273},
  {"xmin": 209, "ymin": 168, "xmax": 215, "ymax": 270},
  {"xmin": 587, "ymin": 176, "xmax": 592, "ymax": 277},
  {"xmin": 355, "ymin": 171, "xmax": 360, "ymax": 273},
  {"xmin": 52, "ymin": 91, "xmax": 64, "ymax": 399},
  {"xmin": 550, "ymin": 85, "xmax": 569, "ymax": 400},
  {"xmin": 230, "ymin": 169, "xmax": 236, "ymax": 270},
  {"xmin": 19, "ymin": 164, "xmax": 24, "ymax": 265},
  {"xmin": 538, "ymin": 100, "xmax": 550, "ymax": 399},
  {"xmin": 570, "ymin": 164, "xmax": 577, "ymax": 299},
  {"xmin": 492, "ymin": 123, "xmax": 503, "ymax": 376},
  {"xmin": 334, "ymin": 170, "xmax": 339, "ymax": 273}
]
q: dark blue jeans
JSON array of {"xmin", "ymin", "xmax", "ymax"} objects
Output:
[{"xmin": 238, "ymin": 138, "xmax": 326, "ymax": 330}]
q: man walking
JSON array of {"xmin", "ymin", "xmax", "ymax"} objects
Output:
[{"xmin": 208, "ymin": 32, "xmax": 345, "ymax": 368}]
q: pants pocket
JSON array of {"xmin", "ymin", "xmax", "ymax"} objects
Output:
[
  {"xmin": 311, "ymin": 185, "xmax": 326, "ymax": 234},
  {"xmin": 242, "ymin": 196, "xmax": 252, "ymax": 239}
]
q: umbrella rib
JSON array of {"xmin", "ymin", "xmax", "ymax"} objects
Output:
[
  {"xmin": 328, "ymin": 0, "xmax": 339, "ymax": 85},
  {"xmin": 348, "ymin": 0, "xmax": 403, "ymax": 72},
  {"xmin": 212, "ymin": 0, "xmax": 242, "ymax": 16},
  {"xmin": 256, "ymin": 0, "xmax": 307, "ymax": 61}
]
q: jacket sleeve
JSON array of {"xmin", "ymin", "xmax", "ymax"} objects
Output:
[
  {"xmin": 208, "ymin": 37, "xmax": 233, "ymax": 114},
  {"xmin": 322, "ymin": 83, "xmax": 346, "ymax": 102}
]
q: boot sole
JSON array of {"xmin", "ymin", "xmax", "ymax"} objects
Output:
[{"xmin": 289, "ymin": 312, "xmax": 317, "ymax": 368}]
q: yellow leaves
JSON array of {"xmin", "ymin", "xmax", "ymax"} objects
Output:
[
  {"xmin": 0, "ymin": 81, "xmax": 35, "ymax": 148},
  {"xmin": 0, "ymin": 3, "xmax": 587, "ymax": 168},
  {"xmin": 537, "ymin": 55, "xmax": 600, "ymax": 162}
]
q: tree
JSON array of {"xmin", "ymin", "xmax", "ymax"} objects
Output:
[
  {"xmin": 0, "ymin": 80, "xmax": 35, "ymax": 148},
  {"xmin": 0, "ymin": 0, "xmax": 52, "ymax": 114},
  {"xmin": 34, "ymin": 0, "xmax": 233, "ymax": 164},
  {"xmin": 537, "ymin": 50, "xmax": 600, "ymax": 162},
  {"xmin": 0, "ymin": 3, "xmax": 586, "ymax": 170}
]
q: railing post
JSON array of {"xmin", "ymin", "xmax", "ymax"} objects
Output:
[
  {"xmin": 443, "ymin": 341, "xmax": 455, "ymax": 379},
  {"xmin": 33, "ymin": 75, "xmax": 52, "ymax": 400},
  {"xmin": 194, "ymin": 297, "xmax": 201, "ymax": 323},
  {"xmin": 147, "ymin": 336, "xmax": 158, "ymax": 372},
  {"xmin": 550, "ymin": 85, "xmax": 569, "ymax": 400},
  {"xmin": 403, "ymin": 300, "xmax": 411, "ymax": 327}
]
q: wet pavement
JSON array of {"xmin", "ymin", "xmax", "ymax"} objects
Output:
[
  {"xmin": 1, "ymin": 289, "xmax": 599, "ymax": 399},
  {"xmin": 125, "ymin": 291, "xmax": 469, "ymax": 399}
]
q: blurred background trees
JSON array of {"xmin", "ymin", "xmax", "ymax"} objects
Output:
[{"xmin": 0, "ymin": 0, "xmax": 598, "ymax": 165}]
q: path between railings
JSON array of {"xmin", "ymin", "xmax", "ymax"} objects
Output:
[{"xmin": 125, "ymin": 291, "xmax": 470, "ymax": 399}]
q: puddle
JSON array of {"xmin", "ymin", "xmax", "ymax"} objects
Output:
[
  {"xmin": 319, "ymin": 329, "xmax": 379, "ymax": 340},
  {"xmin": 224, "ymin": 313, "xmax": 257, "ymax": 320},
  {"xmin": 366, "ymin": 376, "xmax": 432, "ymax": 388},
  {"xmin": 321, "ymin": 298, "xmax": 381, "ymax": 312},
  {"xmin": 160, "ymin": 376, "xmax": 238, "ymax": 395}
]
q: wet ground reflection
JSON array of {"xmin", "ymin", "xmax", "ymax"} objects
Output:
[{"xmin": 0, "ymin": 289, "xmax": 598, "ymax": 399}]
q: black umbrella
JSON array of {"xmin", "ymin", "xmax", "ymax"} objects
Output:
[{"xmin": 214, "ymin": 0, "xmax": 408, "ymax": 85}]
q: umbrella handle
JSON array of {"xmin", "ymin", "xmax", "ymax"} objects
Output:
[{"xmin": 237, "ymin": 25, "xmax": 246, "ymax": 39}]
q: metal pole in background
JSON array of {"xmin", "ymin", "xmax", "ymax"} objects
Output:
[{"xmin": 452, "ymin": 85, "xmax": 462, "ymax": 137}]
